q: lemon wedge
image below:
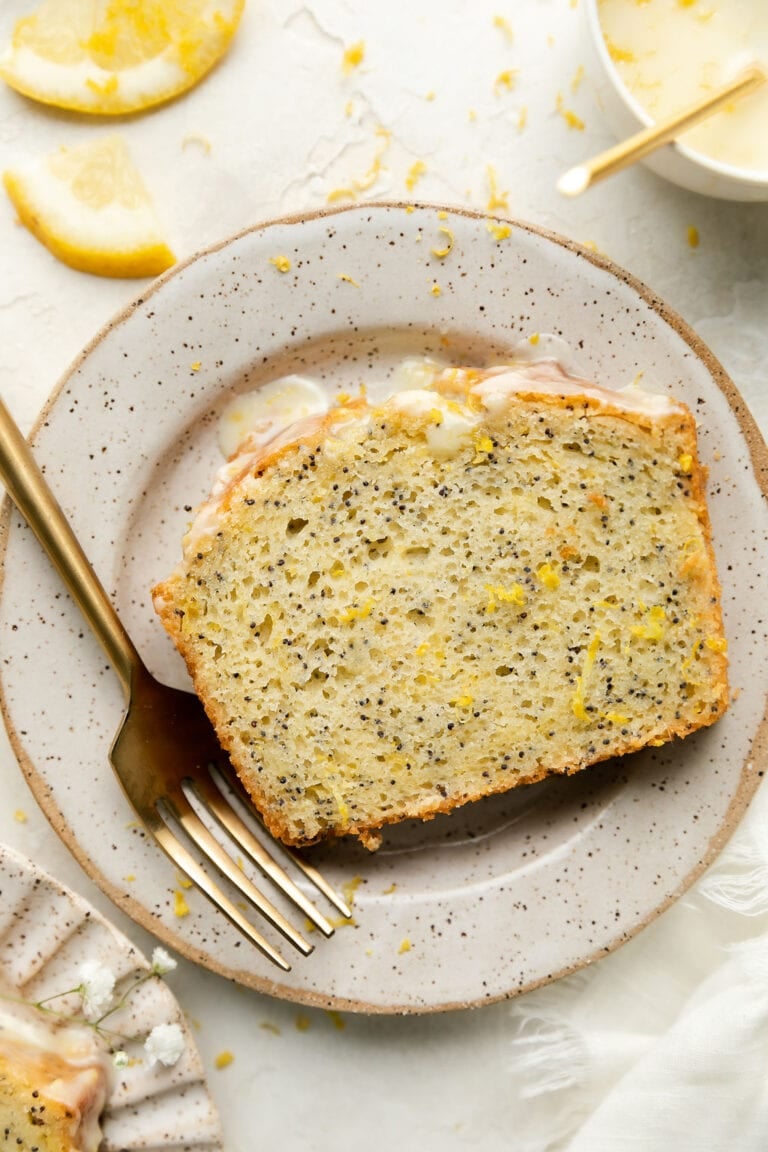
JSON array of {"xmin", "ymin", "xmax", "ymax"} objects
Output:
[
  {"xmin": 0, "ymin": 0, "xmax": 245, "ymax": 115},
  {"xmin": 3, "ymin": 135, "xmax": 175, "ymax": 278}
]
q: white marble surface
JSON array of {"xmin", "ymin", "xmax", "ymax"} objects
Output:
[{"xmin": 0, "ymin": 2, "xmax": 767, "ymax": 1149}]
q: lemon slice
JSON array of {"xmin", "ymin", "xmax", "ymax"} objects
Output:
[
  {"xmin": 3, "ymin": 135, "xmax": 175, "ymax": 278},
  {"xmin": 0, "ymin": 0, "xmax": 246, "ymax": 115}
]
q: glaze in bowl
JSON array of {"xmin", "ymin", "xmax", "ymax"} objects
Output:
[{"xmin": 584, "ymin": 0, "xmax": 768, "ymax": 201}]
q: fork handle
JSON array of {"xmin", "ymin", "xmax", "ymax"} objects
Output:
[{"xmin": 0, "ymin": 395, "xmax": 140, "ymax": 699}]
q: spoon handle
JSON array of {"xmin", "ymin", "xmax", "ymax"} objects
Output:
[{"xmin": 559, "ymin": 65, "xmax": 766, "ymax": 196}]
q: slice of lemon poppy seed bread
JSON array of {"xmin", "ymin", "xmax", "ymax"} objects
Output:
[{"xmin": 152, "ymin": 361, "xmax": 729, "ymax": 849}]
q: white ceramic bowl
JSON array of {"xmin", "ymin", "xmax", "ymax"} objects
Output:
[{"xmin": 584, "ymin": 0, "xmax": 768, "ymax": 201}]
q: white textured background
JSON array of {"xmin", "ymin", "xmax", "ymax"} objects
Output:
[{"xmin": 1, "ymin": 2, "xmax": 768, "ymax": 1149}]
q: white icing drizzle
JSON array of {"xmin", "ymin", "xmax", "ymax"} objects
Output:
[
  {"xmin": 469, "ymin": 361, "xmax": 684, "ymax": 417},
  {"xmin": 0, "ymin": 998, "xmax": 107, "ymax": 1152},
  {"xmin": 179, "ymin": 352, "xmax": 684, "ymax": 568}
]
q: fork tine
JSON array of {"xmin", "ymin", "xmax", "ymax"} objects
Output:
[
  {"xmin": 213, "ymin": 762, "xmax": 354, "ymax": 919},
  {"xmin": 165, "ymin": 790, "xmax": 314, "ymax": 956},
  {"xmin": 194, "ymin": 774, "xmax": 335, "ymax": 936},
  {"xmin": 145, "ymin": 810, "xmax": 291, "ymax": 971}
]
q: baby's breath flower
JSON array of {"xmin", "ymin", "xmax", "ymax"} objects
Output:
[
  {"xmin": 79, "ymin": 960, "xmax": 116, "ymax": 1020},
  {"xmin": 112, "ymin": 1050, "xmax": 130, "ymax": 1068},
  {"xmin": 151, "ymin": 947, "xmax": 177, "ymax": 976},
  {"xmin": 144, "ymin": 1022, "xmax": 185, "ymax": 1068}
]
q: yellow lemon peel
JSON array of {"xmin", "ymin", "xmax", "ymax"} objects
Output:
[
  {"xmin": 3, "ymin": 135, "xmax": 174, "ymax": 278},
  {"xmin": 0, "ymin": 0, "xmax": 245, "ymax": 115}
]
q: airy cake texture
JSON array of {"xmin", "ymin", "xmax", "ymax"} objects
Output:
[
  {"xmin": 0, "ymin": 999, "xmax": 107, "ymax": 1152},
  {"xmin": 153, "ymin": 361, "xmax": 729, "ymax": 849}
]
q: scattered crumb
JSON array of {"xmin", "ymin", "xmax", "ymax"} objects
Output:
[
  {"xmin": 214, "ymin": 1050, "xmax": 235, "ymax": 1068},
  {"xmin": 341, "ymin": 40, "xmax": 365, "ymax": 75},
  {"xmin": 181, "ymin": 134, "xmax": 212, "ymax": 153},
  {"xmin": 398, "ymin": 938, "xmax": 412, "ymax": 954},
  {"xmin": 295, "ymin": 1014, "xmax": 311, "ymax": 1032},
  {"xmin": 486, "ymin": 218, "xmax": 512, "ymax": 241},
  {"xmin": 382, "ymin": 882, "xmax": 397, "ymax": 894},
  {"xmin": 687, "ymin": 225, "xmax": 700, "ymax": 248},
  {"xmin": 190, "ymin": 360, "xmax": 201, "ymax": 371},
  {"xmin": 556, "ymin": 92, "xmax": 585, "ymax": 130},
  {"xmin": 405, "ymin": 160, "xmax": 426, "ymax": 192},
  {"xmin": 259, "ymin": 1022, "xmax": 281, "ymax": 1036},
  {"xmin": 430, "ymin": 282, "xmax": 442, "ymax": 297},
  {"xmin": 326, "ymin": 1010, "xmax": 346, "ymax": 1030},
  {"xmin": 486, "ymin": 164, "xmax": 509, "ymax": 211},
  {"xmin": 269, "ymin": 255, "xmax": 291, "ymax": 272},
  {"xmin": 13, "ymin": 809, "xmax": 27, "ymax": 823},
  {"xmin": 337, "ymin": 272, "xmax": 360, "ymax": 287},
  {"xmin": 173, "ymin": 890, "xmax": 190, "ymax": 918},
  {"xmin": 492, "ymin": 14, "xmax": 514, "ymax": 42},
  {"xmin": 494, "ymin": 69, "xmax": 518, "ymax": 94},
  {"xmin": 431, "ymin": 226, "xmax": 454, "ymax": 258}
]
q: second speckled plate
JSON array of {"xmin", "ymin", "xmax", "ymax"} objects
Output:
[{"xmin": 1, "ymin": 203, "xmax": 767, "ymax": 1013}]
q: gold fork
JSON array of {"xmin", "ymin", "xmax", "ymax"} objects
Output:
[{"xmin": 0, "ymin": 396, "xmax": 351, "ymax": 971}]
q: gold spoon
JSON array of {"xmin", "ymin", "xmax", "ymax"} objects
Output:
[{"xmin": 558, "ymin": 64, "xmax": 766, "ymax": 197}]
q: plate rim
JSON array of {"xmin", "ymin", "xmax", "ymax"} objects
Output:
[{"xmin": 1, "ymin": 199, "xmax": 767, "ymax": 1015}]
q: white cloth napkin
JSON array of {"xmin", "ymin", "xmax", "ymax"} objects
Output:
[{"xmin": 504, "ymin": 781, "xmax": 768, "ymax": 1152}]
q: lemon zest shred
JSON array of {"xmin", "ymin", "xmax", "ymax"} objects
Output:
[
  {"xmin": 405, "ymin": 160, "xmax": 426, "ymax": 192},
  {"xmin": 173, "ymin": 889, "xmax": 190, "ymax": 917},
  {"xmin": 430, "ymin": 225, "xmax": 454, "ymax": 258},
  {"xmin": 398, "ymin": 938, "xmax": 412, "ymax": 954},
  {"xmin": 269, "ymin": 255, "xmax": 291, "ymax": 272},
  {"xmin": 486, "ymin": 164, "xmax": 510, "ymax": 211},
  {"xmin": 556, "ymin": 92, "xmax": 585, "ymax": 130},
  {"xmin": 214, "ymin": 1050, "xmax": 235, "ymax": 1068},
  {"xmin": 486, "ymin": 218, "xmax": 512, "ymax": 241},
  {"xmin": 339, "ymin": 598, "xmax": 375, "ymax": 623},
  {"xmin": 631, "ymin": 605, "xmax": 666, "ymax": 642},
  {"xmin": 604, "ymin": 35, "xmax": 636, "ymax": 63},
  {"xmin": 430, "ymin": 282, "xmax": 442, "ymax": 296},
  {"xmin": 494, "ymin": 68, "xmax": 519, "ymax": 94},
  {"xmin": 493, "ymin": 14, "xmax": 514, "ymax": 41},
  {"xmin": 537, "ymin": 562, "xmax": 560, "ymax": 590},
  {"xmin": 337, "ymin": 272, "xmax": 360, "ymax": 287},
  {"xmin": 341, "ymin": 40, "xmax": 365, "ymax": 74}
]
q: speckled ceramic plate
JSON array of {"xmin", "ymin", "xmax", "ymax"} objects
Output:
[
  {"xmin": 0, "ymin": 842, "xmax": 222, "ymax": 1150},
  {"xmin": 1, "ymin": 203, "xmax": 767, "ymax": 1014}
]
